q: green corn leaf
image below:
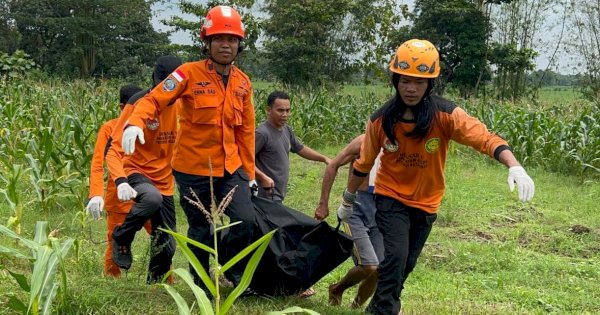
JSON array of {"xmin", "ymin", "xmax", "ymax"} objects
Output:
[
  {"xmin": 38, "ymin": 240, "xmax": 71, "ymax": 305},
  {"xmin": 7, "ymin": 295, "xmax": 27, "ymax": 314},
  {"xmin": 160, "ymin": 228, "xmax": 216, "ymax": 255},
  {"xmin": 41, "ymin": 282, "xmax": 59, "ymax": 315},
  {"xmin": 52, "ymin": 237, "xmax": 73, "ymax": 305},
  {"xmin": 220, "ymin": 229, "xmax": 277, "ymax": 273},
  {"xmin": 170, "ymin": 268, "xmax": 215, "ymax": 315},
  {"xmin": 220, "ymin": 229, "xmax": 276, "ymax": 314},
  {"xmin": 0, "ymin": 245, "xmax": 31, "ymax": 260},
  {"xmin": 33, "ymin": 221, "xmax": 48, "ymax": 246},
  {"xmin": 214, "ymin": 221, "xmax": 241, "ymax": 233},
  {"xmin": 0, "ymin": 223, "xmax": 37, "ymax": 250},
  {"xmin": 169, "ymin": 233, "xmax": 216, "ymax": 296},
  {"xmin": 28, "ymin": 246, "xmax": 52, "ymax": 314},
  {"xmin": 161, "ymin": 284, "xmax": 192, "ymax": 315},
  {"xmin": 8, "ymin": 270, "xmax": 30, "ymax": 292}
]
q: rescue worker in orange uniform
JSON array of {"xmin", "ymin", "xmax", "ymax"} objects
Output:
[
  {"xmin": 120, "ymin": 6, "xmax": 255, "ymax": 294},
  {"xmin": 106, "ymin": 55, "xmax": 182, "ymax": 283},
  {"xmin": 85, "ymin": 84, "xmax": 151, "ymax": 277},
  {"xmin": 336, "ymin": 39, "xmax": 536, "ymax": 315}
]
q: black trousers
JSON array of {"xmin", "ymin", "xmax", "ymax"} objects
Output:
[
  {"xmin": 173, "ymin": 168, "xmax": 255, "ymax": 289},
  {"xmin": 366, "ymin": 194, "xmax": 437, "ymax": 315},
  {"xmin": 112, "ymin": 173, "xmax": 177, "ymax": 283}
]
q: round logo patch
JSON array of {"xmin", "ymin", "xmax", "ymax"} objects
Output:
[
  {"xmin": 383, "ymin": 138, "xmax": 398, "ymax": 152},
  {"xmin": 146, "ymin": 118, "xmax": 160, "ymax": 131},
  {"xmin": 162, "ymin": 78, "xmax": 177, "ymax": 92},
  {"xmin": 425, "ymin": 138, "xmax": 440, "ymax": 154}
]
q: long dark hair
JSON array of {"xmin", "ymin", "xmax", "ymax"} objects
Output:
[{"xmin": 381, "ymin": 73, "xmax": 437, "ymax": 144}]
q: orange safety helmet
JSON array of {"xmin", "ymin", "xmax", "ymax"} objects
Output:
[
  {"xmin": 389, "ymin": 39, "xmax": 440, "ymax": 78},
  {"xmin": 200, "ymin": 5, "xmax": 245, "ymax": 40}
]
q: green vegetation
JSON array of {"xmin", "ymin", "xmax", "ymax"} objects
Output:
[
  {"xmin": 1, "ymin": 145, "xmax": 598, "ymax": 314},
  {"xmin": 1, "ymin": 221, "xmax": 74, "ymax": 314},
  {"xmin": 160, "ymin": 182, "xmax": 276, "ymax": 315},
  {"xmin": 457, "ymin": 97, "xmax": 600, "ymax": 179}
]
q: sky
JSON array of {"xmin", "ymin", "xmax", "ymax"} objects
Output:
[{"xmin": 150, "ymin": 1, "xmax": 576, "ymax": 74}]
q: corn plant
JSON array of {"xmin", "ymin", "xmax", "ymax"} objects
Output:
[
  {"xmin": 0, "ymin": 221, "xmax": 73, "ymax": 315},
  {"xmin": 161, "ymin": 227, "xmax": 276, "ymax": 315},
  {"xmin": 461, "ymin": 97, "xmax": 600, "ymax": 179},
  {"xmin": 0, "ymin": 164, "xmax": 28, "ymax": 234},
  {"xmin": 160, "ymin": 165, "xmax": 276, "ymax": 315},
  {"xmin": 25, "ymin": 154, "xmax": 77, "ymax": 216},
  {"xmin": 253, "ymin": 87, "xmax": 383, "ymax": 148}
]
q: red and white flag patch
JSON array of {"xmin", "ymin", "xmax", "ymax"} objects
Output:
[{"xmin": 171, "ymin": 69, "xmax": 185, "ymax": 82}]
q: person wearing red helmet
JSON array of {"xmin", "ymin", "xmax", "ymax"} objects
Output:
[
  {"xmin": 336, "ymin": 39, "xmax": 535, "ymax": 314},
  {"xmin": 119, "ymin": 5, "xmax": 255, "ymax": 295}
]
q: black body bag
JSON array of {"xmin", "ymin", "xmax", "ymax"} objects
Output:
[{"xmin": 221, "ymin": 196, "xmax": 353, "ymax": 296}]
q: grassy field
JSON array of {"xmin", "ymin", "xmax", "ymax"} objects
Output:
[{"xmin": 1, "ymin": 145, "xmax": 599, "ymax": 314}]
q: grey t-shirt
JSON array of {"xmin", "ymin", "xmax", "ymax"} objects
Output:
[{"xmin": 255, "ymin": 121, "xmax": 304, "ymax": 201}]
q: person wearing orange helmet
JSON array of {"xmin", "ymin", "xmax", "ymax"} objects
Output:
[
  {"xmin": 119, "ymin": 5, "xmax": 255, "ymax": 295},
  {"xmin": 336, "ymin": 39, "xmax": 535, "ymax": 314}
]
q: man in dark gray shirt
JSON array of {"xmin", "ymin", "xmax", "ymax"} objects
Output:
[
  {"xmin": 255, "ymin": 90, "xmax": 330, "ymax": 298},
  {"xmin": 255, "ymin": 91, "xmax": 331, "ymax": 202}
]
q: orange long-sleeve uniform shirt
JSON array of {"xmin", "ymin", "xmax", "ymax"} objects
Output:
[
  {"xmin": 353, "ymin": 96, "xmax": 510, "ymax": 214},
  {"xmin": 105, "ymin": 91, "xmax": 179, "ymax": 196},
  {"xmin": 124, "ymin": 60, "xmax": 255, "ymax": 179},
  {"xmin": 88, "ymin": 119, "xmax": 133, "ymax": 213}
]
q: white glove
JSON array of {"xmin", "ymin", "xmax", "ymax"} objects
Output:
[
  {"xmin": 117, "ymin": 183, "xmax": 138, "ymax": 202},
  {"xmin": 507, "ymin": 166, "xmax": 535, "ymax": 202},
  {"xmin": 249, "ymin": 180, "xmax": 258, "ymax": 196},
  {"xmin": 336, "ymin": 189, "xmax": 356, "ymax": 222},
  {"xmin": 85, "ymin": 196, "xmax": 104, "ymax": 220},
  {"xmin": 122, "ymin": 126, "xmax": 145, "ymax": 155}
]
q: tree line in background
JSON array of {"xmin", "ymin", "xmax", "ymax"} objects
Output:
[
  {"xmin": 0, "ymin": 0, "xmax": 171, "ymax": 78},
  {"xmin": 0, "ymin": 0, "xmax": 599, "ymax": 103}
]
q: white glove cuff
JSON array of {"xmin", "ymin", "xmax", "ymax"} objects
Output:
[{"xmin": 509, "ymin": 166, "xmax": 525, "ymax": 172}]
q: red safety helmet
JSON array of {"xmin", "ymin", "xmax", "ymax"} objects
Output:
[{"xmin": 200, "ymin": 5, "xmax": 245, "ymax": 40}]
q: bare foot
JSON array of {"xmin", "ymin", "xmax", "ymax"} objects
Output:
[
  {"xmin": 298, "ymin": 287, "xmax": 316, "ymax": 298},
  {"xmin": 328, "ymin": 283, "xmax": 343, "ymax": 306}
]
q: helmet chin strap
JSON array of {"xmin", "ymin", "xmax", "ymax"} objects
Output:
[{"xmin": 209, "ymin": 55, "xmax": 234, "ymax": 67}]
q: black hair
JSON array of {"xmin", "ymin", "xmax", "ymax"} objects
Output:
[
  {"xmin": 381, "ymin": 73, "xmax": 437, "ymax": 144},
  {"xmin": 266, "ymin": 90, "xmax": 290, "ymax": 107},
  {"xmin": 119, "ymin": 84, "xmax": 143, "ymax": 105}
]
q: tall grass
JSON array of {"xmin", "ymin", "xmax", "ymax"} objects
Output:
[
  {"xmin": 459, "ymin": 97, "xmax": 600, "ymax": 179},
  {"xmin": 0, "ymin": 77, "xmax": 121, "ymax": 221},
  {"xmin": 253, "ymin": 88, "xmax": 384, "ymax": 147}
]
